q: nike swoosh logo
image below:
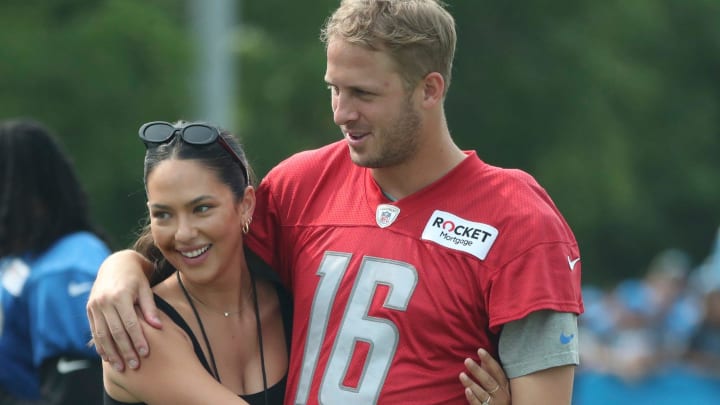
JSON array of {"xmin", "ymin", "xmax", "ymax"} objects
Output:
[
  {"xmin": 560, "ymin": 332, "xmax": 575, "ymax": 345},
  {"xmin": 57, "ymin": 357, "xmax": 92, "ymax": 374},
  {"xmin": 567, "ymin": 256, "xmax": 580, "ymax": 271},
  {"xmin": 68, "ymin": 281, "xmax": 93, "ymax": 297}
]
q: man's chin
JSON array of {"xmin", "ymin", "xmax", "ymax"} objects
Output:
[{"xmin": 348, "ymin": 152, "xmax": 379, "ymax": 168}]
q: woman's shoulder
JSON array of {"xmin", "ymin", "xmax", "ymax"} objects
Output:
[
  {"xmin": 102, "ymin": 303, "xmax": 197, "ymax": 404},
  {"xmin": 149, "ymin": 282, "xmax": 194, "ymax": 342}
]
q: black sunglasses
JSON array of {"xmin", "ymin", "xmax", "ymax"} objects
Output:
[{"xmin": 139, "ymin": 121, "xmax": 248, "ymax": 184}]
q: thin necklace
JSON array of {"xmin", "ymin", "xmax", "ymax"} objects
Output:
[
  {"xmin": 178, "ymin": 276, "xmax": 243, "ymax": 317},
  {"xmin": 176, "ymin": 270, "xmax": 268, "ymax": 405}
]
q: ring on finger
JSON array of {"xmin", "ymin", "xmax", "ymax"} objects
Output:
[
  {"xmin": 481, "ymin": 395, "xmax": 492, "ymax": 405},
  {"xmin": 487, "ymin": 384, "xmax": 500, "ymax": 395}
]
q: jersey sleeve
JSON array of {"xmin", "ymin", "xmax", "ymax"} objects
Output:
[
  {"xmin": 484, "ymin": 172, "xmax": 584, "ymax": 330},
  {"xmin": 27, "ymin": 271, "xmax": 99, "ymax": 366},
  {"xmin": 27, "ymin": 233, "xmax": 109, "ymax": 366},
  {"xmin": 246, "ymin": 174, "xmax": 291, "ymax": 286},
  {"xmin": 245, "ymin": 147, "xmax": 337, "ymax": 289},
  {"xmin": 489, "ymin": 242, "xmax": 583, "ymax": 329}
]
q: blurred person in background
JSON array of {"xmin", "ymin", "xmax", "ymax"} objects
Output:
[
  {"xmin": 685, "ymin": 229, "xmax": 720, "ymax": 377},
  {"xmin": 643, "ymin": 248, "xmax": 701, "ymax": 360},
  {"xmin": 573, "ymin": 246, "xmax": 720, "ymax": 404},
  {"xmin": 692, "ymin": 225, "xmax": 720, "ymax": 298},
  {"xmin": 602, "ymin": 279, "xmax": 661, "ymax": 381},
  {"xmin": 574, "ymin": 285, "xmax": 615, "ymax": 373},
  {"xmin": 577, "ymin": 249, "xmax": 701, "ymax": 381},
  {"xmin": 0, "ymin": 119, "xmax": 111, "ymax": 404},
  {"xmin": 685, "ymin": 286, "xmax": 720, "ymax": 376}
]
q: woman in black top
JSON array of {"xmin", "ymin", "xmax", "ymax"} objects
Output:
[{"xmin": 101, "ymin": 121, "xmax": 290, "ymax": 405}]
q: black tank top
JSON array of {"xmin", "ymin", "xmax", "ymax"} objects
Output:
[{"xmin": 103, "ymin": 282, "xmax": 292, "ymax": 405}]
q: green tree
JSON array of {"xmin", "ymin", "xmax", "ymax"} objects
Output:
[
  {"xmin": 0, "ymin": 0, "xmax": 194, "ymax": 249},
  {"xmin": 446, "ymin": 0, "xmax": 720, "ymax": 284}
]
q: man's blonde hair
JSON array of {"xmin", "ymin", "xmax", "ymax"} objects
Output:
[{"xmin": 321, "ymin": 0, "xmax": 456, "ymax": 95}]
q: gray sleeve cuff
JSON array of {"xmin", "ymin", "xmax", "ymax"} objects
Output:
[{"xmin": 499, "ymin": 310, "xmax": 580, "ymax": 378}]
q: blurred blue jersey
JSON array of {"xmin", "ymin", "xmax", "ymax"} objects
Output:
[{"xmin": 0, "ymin": 231, "xmax": 109, "ymax": 399}]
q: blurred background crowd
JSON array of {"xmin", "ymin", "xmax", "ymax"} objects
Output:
[{"xmin": 573, "ymin": 228, "xmax": 720, "ymax": 403}]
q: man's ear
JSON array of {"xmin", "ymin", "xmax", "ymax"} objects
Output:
[{"xmin": 420, "ymin": 72, "xmax": 445, "ymax": 108}]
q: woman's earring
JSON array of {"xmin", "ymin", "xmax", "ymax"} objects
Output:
[{"xmin": 242, "ymin": 219, "xmax": 250, "ymax": 234}]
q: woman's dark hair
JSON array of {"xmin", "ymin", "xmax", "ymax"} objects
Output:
[
  {"xmin": 0, "ymin": 118, "xmax": 107, "ymax": 257},
  {"xmin": 132, "ymin": 121, "xmax": 254, "ymax": 285}
]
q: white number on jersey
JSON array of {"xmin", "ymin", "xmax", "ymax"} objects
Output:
[{"xmin": 294, "ymin": 252, "xmax": 418, "ymax": 404}]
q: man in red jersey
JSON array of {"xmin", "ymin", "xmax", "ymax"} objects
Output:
[{"xmin": 87, "ymin": 1, "xmax": 582, "ymax": 404}]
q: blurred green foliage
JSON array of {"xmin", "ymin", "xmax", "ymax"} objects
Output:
[{"xmin": 1, "ymin": 0, "xmax": 718, "ymax": 286}]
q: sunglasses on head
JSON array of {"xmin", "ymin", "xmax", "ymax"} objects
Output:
[{"xmin": 139, "ymin": 121, "xmax": 248, "ymax": 184}]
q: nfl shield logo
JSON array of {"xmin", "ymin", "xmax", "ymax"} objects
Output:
[{"xmin": 376, "ymin": 204, "xmax": 400, "ymax": 228}]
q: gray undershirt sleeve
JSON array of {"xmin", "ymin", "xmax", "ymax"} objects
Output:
[{"xmin": 498, "ymin": 310, "xmax": 580, "ymax": 378}]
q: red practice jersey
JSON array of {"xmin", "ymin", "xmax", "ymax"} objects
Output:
[{"xmin": 246, "ymin": 141, "xmax": 583, "ymax": 404}]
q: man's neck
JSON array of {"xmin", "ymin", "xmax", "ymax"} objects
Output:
[{"xmin": 372, "ymin": 139, "xmax": 466, "ymax": 201}]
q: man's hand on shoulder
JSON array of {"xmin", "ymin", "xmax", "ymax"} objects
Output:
[{"xmin": 86, "ymin": 250, "xmax": 160, "ymax": 372}]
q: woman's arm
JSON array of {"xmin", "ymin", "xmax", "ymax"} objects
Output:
[{"xmin": 103, "ymin": 308, "xmax": 248, "ymax": 405}]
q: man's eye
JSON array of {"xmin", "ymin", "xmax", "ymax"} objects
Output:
[{"xmin": 354, "ymin": 89, "xmax": 374, "ymax": 98}]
